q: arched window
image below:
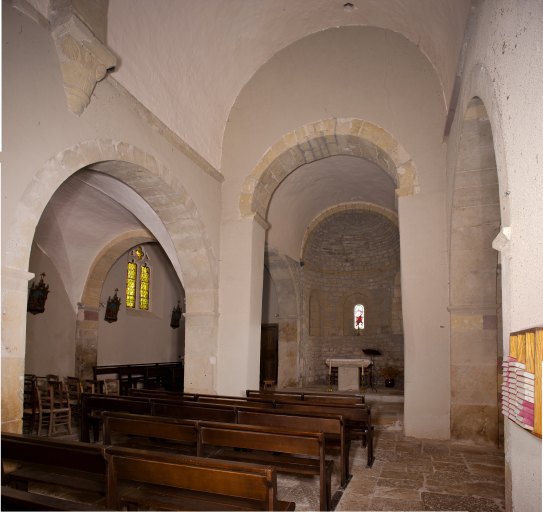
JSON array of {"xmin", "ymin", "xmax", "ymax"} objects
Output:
[
  {"xmin": 126, "ymin": 246, "xmax": 151, "ymax": 310},
  {"xmin": 354, "ymin": 304, "xmax": 365, "ymax": 330}
]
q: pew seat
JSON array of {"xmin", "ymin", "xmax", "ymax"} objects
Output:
[
  {"xmin": 0, "ymin": 486, "xmax": 104, "ymax": 511},
  {"xmin": 1, "ymin": 433, "xmax": 106, "ymax": 502}
]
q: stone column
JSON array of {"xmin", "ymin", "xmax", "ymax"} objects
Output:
[
  {"xmin": 217, "ymin": 215, "xmax": 267, "ymax": 396},
  {"xmin": 183, "ymin": 309, "xmax": 219, "ymax": 394},
  {"xmin": 75, "ymin": 304, "xmax": 99, "ymax": 381},
  {"xmin": 449, "ymin": 304, "xmax": 499, "ymax": 444},
  {"xmin": 1, "ymin": 267, "xmax": 34, "ymax": 433}
]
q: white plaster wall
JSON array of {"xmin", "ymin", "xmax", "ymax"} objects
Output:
[
  {"xmin": 1, "ymin": 3, "xmax": 222, "ymax": 431},
  {"xmin": 221, "ymin": 25, "xmax": 451, "ymax": 436},
  {"xmin": 25, "ymin": 244, "xmax": 76, "ymax": 377},
  {"xmin": 98, "ymin": 243, "xmax": 184, "ymax": 365},
  {"xmin": 2, "ymin": 4, "xmax": 222, "ymax": 265},
  {"xmin": 446, "ymin": 1, "xmax": 543, "ymax": 510},
  {"xmin": 217, "ymin": 218, "xmax": 265, "ymax": 395},
  {"xmin": 107, "ymin": 0, "xmax": 470, "ymax": 169},
  {"xmin": 400, "ymin": 193, "xmax": 450, "ymax": 438}
]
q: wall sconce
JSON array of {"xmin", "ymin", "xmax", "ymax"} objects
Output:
[
  {"xmin": 104, "ymin": 288, "xmax": 121, "ymax": 323},
  {"xmin": 170, "ymin": 300, "xmax": 182, "ymax": 329},
  {"xmin": 27, "ymin": 273, "xmax": 50, "ymax": 315}
]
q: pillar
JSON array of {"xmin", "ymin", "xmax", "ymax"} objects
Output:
[
  {"xmin": 217, "ymin": 215, "xmax": 267, "ymax": 396},
  {"xmin": 1, "ymin": 266, "xmax": 34, "ymax": 433}
]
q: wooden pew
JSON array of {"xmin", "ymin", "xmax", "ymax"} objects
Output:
[
  {"xmin": 102, "ymin": 411, "xmax": 200, "ymax": 455},
  {"xmin": 130, "ymin": 388, "xmax": 277, "ymax": 408},
  {"xmin": 80, "ymin": 393, "xmax": 152, "ymax": 442},
  {"xmin": 151, "ymin": 399, "xmax": 238, "ymax": 423},
  {"xmin": 274, "ymin": 401, "xmax": 375, "ymax": 467},
  {"xmin": 105, "ymin": 445, "xmax": 295, "ymax": 511},
  {"xmin": 1, "ymin": 486, "xmax": 104, "ymax": 511},
  {"xmin": 246, "ymin": 389, "xmax": 365, "ymax": 405},
  {"xmin": 1, "ymin": 433, "xmax": 106, "ymax": 500},
  {"xmin": 236, "ymin": 406, "xmax": 351, "ymax": 487},
  {"xmin": 128, "ymin": 388, "xmax": 198, "ymax": 400},
  {"xmin": 199, "ymin": 421, "xmax": 333, "ymax": 511}
]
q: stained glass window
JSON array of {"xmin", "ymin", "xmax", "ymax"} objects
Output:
[
  {"xmin": 125, "ymin": 246, "xmax": 151, "ymax": 311},
  {"xmin": 126, "ymin": 261, "xmax": 137, "ymax": 309},
  {"xmin": 354, "ymin": 304, "xmax": 365, "ymax": 330},
  {"xmin": 139, "ymin": 264, "xmax": 150, "ymax": 310}
]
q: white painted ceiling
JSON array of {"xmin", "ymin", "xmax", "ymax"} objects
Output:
[
  {"xmin": 267, "ymin": 155, "xmax": 396, "ymax": 259},
  {"xmin": 107, "ymin": 0, "xmax": 471, "ymax": 170},
  {"xmin": 33, "ymin": 1, "xmax": 472, "ymax": 301}
]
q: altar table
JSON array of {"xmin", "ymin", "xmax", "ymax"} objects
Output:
[{"xmin": 325, "ymin": 358, "xmax": 372, "ymax": 391}]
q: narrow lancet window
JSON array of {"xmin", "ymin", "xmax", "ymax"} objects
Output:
[
  {"xmin": 126, "ymin": 262, "xmax": 137, "ymax": 309},
  {"xmin": 354, "ymin": 304, "xmax": 365, "ymax": 330},
  {"xmin": 139, "ymin": 264, "xmax": 150, "ymax": 310},
  {"xmin": 125, "ymin": 246, "xmax": 151, "ymax": 311}
]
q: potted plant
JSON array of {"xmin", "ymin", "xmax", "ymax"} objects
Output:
[{"xmin": 379, "ymin": 366, "xmax": 400, "ymax": 388}]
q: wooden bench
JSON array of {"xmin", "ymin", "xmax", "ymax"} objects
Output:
[
  {"xmin": 0, "ymin": 486, "xmax": 104, "ymax": 511},
  {"xmin": 199, "ymin": 421, "xmax": 333, "ymax": 511},
  {"xmin": 246, "ymin": 389, "xmax": 365, "ymax": 405},
  {"xmin": 128, "ymin": 388, "xmax": 198, "ymax": 400},
  {"xmin": 236, "ymin": 406, "xmax": 351, "ymax": 487},
  {"xmin": 80, "ymin": 393, "xmax": 152, "ymax": 442},
  {"xmin": 1, "ymin": 433, "xmax": 106, "ymax": 501},
  {"xmin": 102, "ymin": 411, "xmax": 200, "ymax": 455},
  {"xmin": 151, "ymin": 399, "xmax": 238, "ymax": 423},
  {"xmin": 105, "ymin": 445, "xmax": 295, "ymax": 511},
  {"xmin": 274, "ymin": 401, "xmax": 375, "ymax": 467}
]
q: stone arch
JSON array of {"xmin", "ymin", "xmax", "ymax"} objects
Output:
[
  {"xmin": 2, "ymin": 139, "xmax": 218, "ymax": 431},
  {"xmin": 4, "ymin": 139, "xmax": 217, "ymax": 302},
  {"xmin": 449, "ymin": 97, "xmax": 502, "ymax": 445},
  {"xmin": 240, "ymin": 118, "xmax": 418, "ymax": 220},
  {"xmin": 75, "ymin": 229, "xmax": 155, "ymax": 379}
]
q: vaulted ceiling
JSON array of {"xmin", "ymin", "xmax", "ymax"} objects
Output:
[{"xmin": 33, "ymin": 0, "xmax": 472, "ymax": 293}]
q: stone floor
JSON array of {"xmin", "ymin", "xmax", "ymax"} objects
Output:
[
  {"xmin": 21, "ymin": 386, "xmax": 506, "ymax": 511},
  {"xmin": 277, "ymin": 386, "xmax": 506, "ymax": 511}
]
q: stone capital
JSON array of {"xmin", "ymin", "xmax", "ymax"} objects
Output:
[{"xmin": 51, "ymin": 13, "xmax": 117, "ymax": 115}]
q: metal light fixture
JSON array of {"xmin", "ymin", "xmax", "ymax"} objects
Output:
[
  {"xmin": 104, "ymin": 288, "xmax": 121, "ymax": 323},
  {"xmin": 27, "ymin": 273, "xmax": 50, "ymax": 315}
]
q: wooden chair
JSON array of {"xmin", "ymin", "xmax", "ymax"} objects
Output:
[
  {"xmin": 36, "ymin": 378, "xmax": 72, "ymax": 436},
  {"xmin": 64, "ymin": 376, "xmax": 82, "ymax": 426},
  {"xmin": 102, "ymin": 379, "xmax": 120, "ymax": 396},
  {"xmin": 22, "ymin": 374, "xmax": 37, "ymax": 434},
  {"xmin": 83, "ymin": 379, "xmax": 98, "ymax": 394}
]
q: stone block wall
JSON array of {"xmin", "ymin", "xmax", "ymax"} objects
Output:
[{"xmin": 301, "ymin": 208, "xmax": 403, "ymax": 387}]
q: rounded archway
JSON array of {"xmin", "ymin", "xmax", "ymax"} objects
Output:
[
  {"xmin": 449, "ymin": 97, "xmax": 502, "ymax": 445},
  {"xmin": 2, "ymin": 140, "xmax": 218, "ymax": 432}
]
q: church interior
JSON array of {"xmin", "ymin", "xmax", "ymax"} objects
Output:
[{"xmin": 2, "ymin": 1, "xmax": 542, "ymax": 511}]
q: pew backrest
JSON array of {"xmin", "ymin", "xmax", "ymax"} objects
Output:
[
  {"xmin": 105, "ymin": 445, "xmax": 293, "ymax": 511},
  {"xmin": 102, "ymin": 412, "xmax": 200, "ymax": 455},
  {"xmin": 151, "ymin": 400, "xmax": 237, "ymax": 423},
  {"xmin": 80, "ymin": 393, "xmax": 152, "ymax": 442},
  {"xmin": 236, "ymin": 407, "xmax": 350, "ymax": 486},
  {"xmin": 199, "ymin": 421, "xmax": 331, "ymax": 510}
]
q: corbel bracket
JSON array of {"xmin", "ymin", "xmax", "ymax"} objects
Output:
[{"xmin": 51, "ymin": 13, "xmax": 117, "ymax": 115}]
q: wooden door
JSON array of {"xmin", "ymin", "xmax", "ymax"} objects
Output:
[{"xmin": 260, "ymin": 324, "xmax": 278, "ymax": 387}]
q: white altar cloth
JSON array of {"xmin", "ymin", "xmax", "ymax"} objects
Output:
[{"xmin": 325, "ymin": 358, "xmax": 372, "ymax": 391}]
